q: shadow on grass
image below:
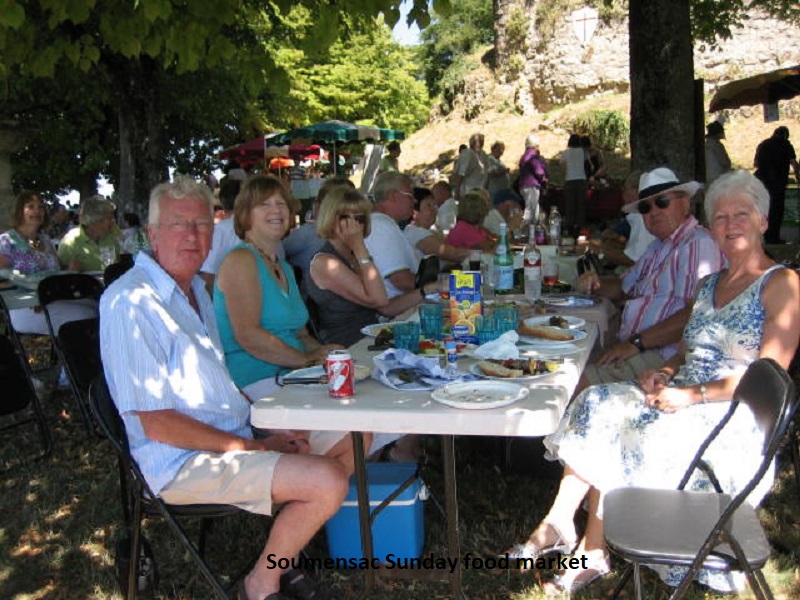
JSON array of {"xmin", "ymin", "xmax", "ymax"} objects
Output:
[{"xmin": 1, "ymin": 389, "xmax": 798, "ymax": 599}]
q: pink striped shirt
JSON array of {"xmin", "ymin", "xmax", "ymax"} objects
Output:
[{"xmin": 619, "ymin": 216, "xmax": 725, "ymax": 359}]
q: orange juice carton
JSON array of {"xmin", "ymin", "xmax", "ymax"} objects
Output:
[{"xmin": 449, "ymin": 271, "xmax": 482, "ymax": 343}]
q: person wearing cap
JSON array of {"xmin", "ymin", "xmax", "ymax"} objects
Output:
[
  {"xmin": 577, "ymin": 167, "xmax": 725, "ymax": 387},
  {"xmin": 754, "ymin": 125, "xmax": 800, "ymax": 244},
  {"xmin": 704, "ymin": 121, "xmax": 731, "ymax": 186},
  {"xmin": 484, "ymin": 188, "xmax": 525, "ymax": 239}
]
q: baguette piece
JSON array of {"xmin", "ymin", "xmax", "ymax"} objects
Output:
[
  {"xmin": 517, "ymin": 323, "xmax": 575, "ymax": 341},
  {"xmin": 477, "ymin": 360, "xmax": 524, "ymax": 378}
]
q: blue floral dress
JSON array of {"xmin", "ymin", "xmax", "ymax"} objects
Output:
[{"xmin": 544, "ymin": 265, "xmax": 785, "ymax": 591}]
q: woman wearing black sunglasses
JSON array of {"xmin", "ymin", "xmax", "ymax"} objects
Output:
[{"xmin": 307, "ymin": 186, "xmax": 436, "ymax": 347}]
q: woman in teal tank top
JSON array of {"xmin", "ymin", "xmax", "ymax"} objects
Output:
[
  {"xmin": 213, "ymin": 175, "xmax": 340, "ymax": 384},
  {"xmin": 213, "ymin": 175, "xmax": 374, "ymax": 474}
]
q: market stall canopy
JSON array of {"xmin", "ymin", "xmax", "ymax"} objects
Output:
[
  {"xmin": 266, "ymin": 120, "xmax": 405, "ymax": 145},
  {"xmin": 709, "ymin": 65, "xmax": 800, "ymax": 112},
  {"xmin": 217, "ymin": 135, "xmax": 323, "ymax": 167}
]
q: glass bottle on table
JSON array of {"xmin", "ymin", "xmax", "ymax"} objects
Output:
[
  {"xmin": 548, "ymin": 206, "xmax": 562, "ymax": 252},
  {"xmin": 523, "ymin": 232, "xmax": 542, "ymax": 303},
  {"xmin": 493, "ymin": 222, "xmax": 514, "ymax": 295}
]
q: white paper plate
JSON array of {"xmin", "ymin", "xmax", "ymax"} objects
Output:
[
  {"xmin": 431, "ymin": 381, "xmax": 529, "ymax": 410},
  {"xmin": 518, "ymin": 328, "xmax": 588, "ymax": 347},
  {"xmin": 518, "ymin": 345, "xmax": 581, "ymax": 359},
  {"xmin": 360, "ymin": 321, "xmax": 416, "ymax": 338},
  {"xmin": 282, "ymin": 363, "xmax": 370, "ymax": 383},
  {"xmin": 543, "ymin": 295, "xmax": 596, "ymax": 308},
  {"xmin": 468, "ymin": 363, "xmax": 559, "ymax": 382},
  {"xmin": 523, "ymin": 315, "xmax": 585, "ymax": 330}
]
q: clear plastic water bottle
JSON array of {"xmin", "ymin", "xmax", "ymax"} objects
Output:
[
  {"xmin": 548, "ymin": 207, "xmax": 562, "ymax": 250},
  {"xmin": 524, "ymin": 236, "xmax": 542, "ymax": 302},
  {"xmin": 493, "ymin": 222, "xmax": 514, "ymax": 295}
]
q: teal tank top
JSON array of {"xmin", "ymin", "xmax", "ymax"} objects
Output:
[{"xmin": 214, "ymin": 243, "xmax": 309, "ymax": 387}]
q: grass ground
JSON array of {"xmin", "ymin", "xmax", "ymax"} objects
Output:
[{"xmin": 1, "ymin": 360, "xmax": 799, "ymax": 600}]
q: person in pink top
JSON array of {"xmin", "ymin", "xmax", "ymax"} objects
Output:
[{"xmin": 445, "ymin": 191, "xmax": 496, "ymax": 251}]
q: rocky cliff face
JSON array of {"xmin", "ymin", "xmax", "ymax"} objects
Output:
[{"xmin": 525, "ymin": 10, "xmax": 800, "ymax": 113}]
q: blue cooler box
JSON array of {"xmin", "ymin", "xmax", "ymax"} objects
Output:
[{"xmin": 325, "ymin": 462, "xmax": 425, "ymax": 563}]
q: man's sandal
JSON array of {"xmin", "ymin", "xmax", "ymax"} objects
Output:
[
  {"xmin": 502, "ymin": 522, "xmax": 578, "ymax": 561},
  {"xmin": 544, "ymin": 553, "xmax": 610, "ymax": 595},
  {"xmin": 280, "ymin": 568, "xmax": 331, "ymax": 600},
  {"xmin": 237, "ymin": 578, "xmax": 293, "ymax": 600}
]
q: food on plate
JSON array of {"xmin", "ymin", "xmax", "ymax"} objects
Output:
[
  {"xmin": 477, "ymin": 358, "xmax": 559, "ymax": 378},
  {"xmin": 542, "ymin": 280, "xmax": 573, "ymax": 294},
  {"xmin": 517, "ymin": 323, "xmax": 575, "ymax": 341},
  {"xmin": 374, "ymin": 327, "xmax": 393, "ymax": 346},
  {"xmin": 477, "ymin": 360, "xmax": 524, "ymax": 378},
  {"xmin": 549, "ymin": 315, "xmax": 570, "ymax": 328}
]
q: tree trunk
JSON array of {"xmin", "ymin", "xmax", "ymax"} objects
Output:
[
  {"xmin": 629, "ymin": 0, "xmax": 695, "ymax": 179},
  {"xmin": 111, "ymin": 57, "xmax": 168, "ymax": 215},
  {"xmin": 495, "ymin": 0, "xmax": 537, "ymax": 112}
]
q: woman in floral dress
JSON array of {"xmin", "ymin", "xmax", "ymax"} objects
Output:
[
  {"xmin": 504, "ymin": 170, "xmax": 800, "ymax": 594},
  {"xmin": 0, "ymin": 191, "xmax": 97, "ymax": 334}
]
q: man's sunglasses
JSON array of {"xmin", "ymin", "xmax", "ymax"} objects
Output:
[
  {"xmin": 638, "ymin": 194, "xmax": 674, "ymax": 215},
  {"xmin": 339, "ymin": 213, "xmax": 367, "ymax": 225}
]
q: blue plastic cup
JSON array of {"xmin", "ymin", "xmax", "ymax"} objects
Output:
[
  {"xmin": 493, "ymin": 304, "xmax": 519, "ymax": 334},
  {"xmin": 475, "ymin": 314, "xmax": 499, "ymax": 345},
  {"xmin": 419, "ymin": 303, "xmax": 444, "ymax": 340},
  {"xmin": 393, "ymin": 322, "xmax": 421, "ymax": 352}
]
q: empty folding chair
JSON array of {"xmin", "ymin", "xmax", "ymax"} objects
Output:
[
  {"xmin": 0, "ymin": 296, "xmax": 52, "ymax": 462},
  {"xmin": 38, "ymin": 274, "xmax": 103, "ymax": 431},
  {"xmin": 89, "ymin": 375, "xmax": 251, "ymax": 600},
  {"xmin": 603, "ymin": 358, "xmax": 797, "ymax": 600}
]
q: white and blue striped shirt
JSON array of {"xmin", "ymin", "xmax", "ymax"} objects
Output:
[{"xmin": 99, "ymin": 252, "xmax": 252, "ymax": 494}]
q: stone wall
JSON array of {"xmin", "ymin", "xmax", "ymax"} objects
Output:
[{"xmin": 526, "ymin": 10, "xmax": 800, "ymax": 112}]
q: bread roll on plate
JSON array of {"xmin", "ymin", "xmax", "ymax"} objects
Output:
[
  {"xmin": 477, "ymin": 360, "xmax": 524, "ymax": 378},
  {"xmin": 517, "ymin": 324, "xmax": 575, "ymax": 341}
]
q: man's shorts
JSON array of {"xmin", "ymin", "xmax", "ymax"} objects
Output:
[
  {"xmin": 582, "ymin": 349, "xmax": 665, "ymax": 386},
  {"xmin": 159, "ymin": 450, "xmax": 281, "ymax": 516}
]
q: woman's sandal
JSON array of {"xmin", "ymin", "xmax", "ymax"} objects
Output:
[
  {"xmin": 502, "ymin": 522, "xmax": 578, "ymax": 561},
  {"xmin": 237, "ymin": 578, "xmax": 293, "ymax": 600},
  {"xmin": 544, "ymin": 553, "xmax": 610, "ymax": 595},
  {"xmin": 280, "ymin": 568, "xmax": 330, "ymax": 600}
]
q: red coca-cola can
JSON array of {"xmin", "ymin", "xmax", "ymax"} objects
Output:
[{"xmin": 326, "ymin": 350, "xmax": 355, "ymax": 398}]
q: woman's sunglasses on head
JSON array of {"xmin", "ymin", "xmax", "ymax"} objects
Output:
[{"xmin": 339, "ymin": 213, "xmax": 367, "ymax": 225}]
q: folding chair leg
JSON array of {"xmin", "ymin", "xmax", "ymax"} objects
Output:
[
  {"xmin": 609, "ymin": 563, "xmax": 633, "ymax": 599},
  {"xmin": 128, "ymin": 494, "xmax": 144, "ymax": 600},
  {"xmin": 753, "ymin": 569, "xmax": 775, "ymax": 600},
  {"xmin": 30, "ymin": 393, "xmax": 53, "ymax": 459},
  {"xmin": 792, "ymin": 431, "xmax": 800, "ymax": 493},
  {"xmin": 633, "ymin": 563, "xmax": 643, "ymax": 600}
]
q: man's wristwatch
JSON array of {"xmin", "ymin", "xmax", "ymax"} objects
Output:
[{"xmin": 628, "ymin": 333, "xmax": 646, "ymax": 352}]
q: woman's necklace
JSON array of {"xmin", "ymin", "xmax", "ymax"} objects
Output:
[
  {"xmin": 16, "ymin": 228, "xmax": 42, "ymax": 251},
  {"xmin": 247, "ymin": 238, "xmax": 284, "ymax": 282}
]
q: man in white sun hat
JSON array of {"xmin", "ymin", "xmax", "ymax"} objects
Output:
[{"xmin": 576, "ymin": 167, "xmax": 725, "ymax": 388}]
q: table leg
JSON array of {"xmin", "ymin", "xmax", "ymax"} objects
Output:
[
  {"xmin": 442, "ymin": 435, "xmax": 465, "ymax": 599},
  {"xmin": 350, "ymin": 431, "xmax": 375, "ymax": 593}
]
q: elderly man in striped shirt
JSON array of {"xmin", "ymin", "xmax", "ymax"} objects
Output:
[{"xmin": 577, "ymin": 167, "xmax": 725, "ymax": 389}]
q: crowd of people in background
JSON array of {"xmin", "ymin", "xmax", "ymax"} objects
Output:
[{"xmin": 3, "ymin": 123, "xmax": 800, "ymax": 599}]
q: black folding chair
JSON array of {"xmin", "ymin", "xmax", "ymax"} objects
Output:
[
  {"xmin": 0, "ymin": 294, "xmax": 52, "ymax": 461},
  {"xmin": 88, "ymin": 375, "xmax": 249, "ymax": 600},
  {"xmin": 103, "ymin": 255, "xmax": 134, "ymax": 288},
  {"xmin": 38, "ymin": 274, "xmax": 104, "ymax": 432},
  {"xmin": 603, "ymin": 358, "xmax": 797, "ymax": 600}
]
